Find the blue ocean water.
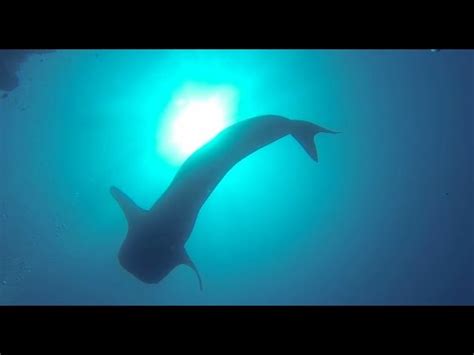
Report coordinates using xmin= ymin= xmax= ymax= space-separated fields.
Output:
xmin=0 ymin=49 xmax=472 ymax=305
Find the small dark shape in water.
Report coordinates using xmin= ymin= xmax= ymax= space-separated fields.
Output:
xmin=1 ymin=92 xmax=7 ymax=99
xmin=111 ymin=115 xmax=340 ymax=290
xmin=0 ymin=50 xmax=55 ymax=91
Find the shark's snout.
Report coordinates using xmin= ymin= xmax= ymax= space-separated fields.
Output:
xmin=118 ymin=232 xmax=186 ymax=286
xmin=119 ymin=251 xmax=177 ymax=284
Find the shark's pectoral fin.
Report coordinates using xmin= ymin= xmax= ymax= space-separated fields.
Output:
xmin=182 ymin=250 xmax=203 ymax=291
xmin=110 ymin=186 xmax=146 ymax=227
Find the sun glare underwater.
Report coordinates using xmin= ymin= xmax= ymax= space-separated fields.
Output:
xmin=158 ymin=83 xmax=238 ymax=164
xmin=0 ymin=49 xmax=473 ymax=305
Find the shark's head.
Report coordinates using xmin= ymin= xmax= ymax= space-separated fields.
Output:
xmin=110 ymin=186 xmax=203 ymax=290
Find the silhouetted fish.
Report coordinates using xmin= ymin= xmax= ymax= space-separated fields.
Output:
xmin=111 ymin=115 xmax=339 ymax=290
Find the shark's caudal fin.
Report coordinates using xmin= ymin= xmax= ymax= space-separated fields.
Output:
xmin=292 ymin=120 xmax=340 ymax=162
xmin=110 ymin=186 xmax=146 ymax=227
xmin=182 ymin=250 xmax=203 ymax=291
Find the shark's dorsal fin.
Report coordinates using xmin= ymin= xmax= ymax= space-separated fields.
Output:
xmin=182 ymin=250 xmax=203 ymax=291
xmin=110 ymin=186 xmax=146 ymax=227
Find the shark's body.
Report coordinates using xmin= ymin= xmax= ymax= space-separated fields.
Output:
xmin=111 ymin=115 xmax=338 ymax=289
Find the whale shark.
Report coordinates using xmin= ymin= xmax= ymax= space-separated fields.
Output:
xmin=111 ymin=114 xmax=338 ymax=290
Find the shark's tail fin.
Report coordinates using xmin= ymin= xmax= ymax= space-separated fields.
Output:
xmin=292 ymin=120 xmax=340 ymax=162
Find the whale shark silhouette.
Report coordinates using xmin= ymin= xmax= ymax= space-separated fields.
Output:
xmin=111 ymin=115 xmax=338 ymax=290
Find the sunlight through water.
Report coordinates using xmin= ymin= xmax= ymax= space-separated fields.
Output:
xmin=157 ymin=83 xmax=238 ymax=165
